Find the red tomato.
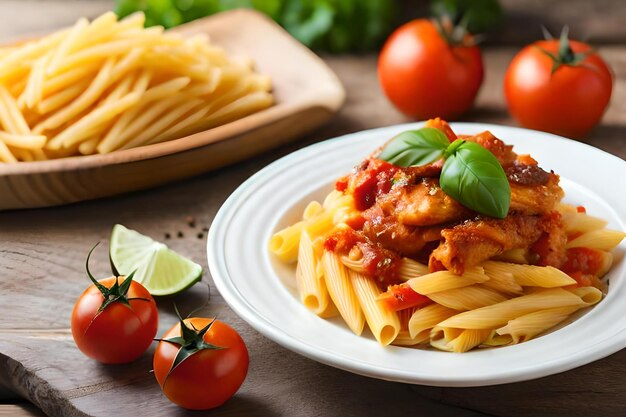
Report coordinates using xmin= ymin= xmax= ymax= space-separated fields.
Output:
xmin=153 ymin=318 xmax=249 ymax=410
xmin=378 ymin=283 xmax=432 ymax=311
xmin=378 ymin=19 xmax=484 ymax=120
xmin=71 ymin=276 xmax=158 ymax=364
xmin=504 ymin=38 xmax=613 ymax=138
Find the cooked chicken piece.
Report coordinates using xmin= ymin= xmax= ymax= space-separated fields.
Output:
xmin=464 ymin=130 xmax=517 ymax=167
xmin=361 ymin=205 xmax=443 ymax=256
xmin=377 ymin=178 xmax=472 ymax=226
xmin=429 ymin=212 xmax=565 ymax=275
xmin=510 ymin=172 xmax=564 ymax=214
xmin=372 ymin=169 xmax=562 ymax=227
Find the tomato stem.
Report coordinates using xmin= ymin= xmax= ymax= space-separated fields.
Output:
xmin=155 ymin=304 xmax=225 ymax=386
xmin=432 ymin=16 xmax=477 ymax=47
xmin=84 ymin=243 xmax=147 ymax=313
xmin=536 ymin=26 xmax=593 ymax=74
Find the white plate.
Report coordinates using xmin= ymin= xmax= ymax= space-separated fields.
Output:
xmin=207 ymin=122 xmax=626 ymax=387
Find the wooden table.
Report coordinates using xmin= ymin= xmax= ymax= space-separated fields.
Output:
xmin=1 ymin=2 xmax=625 ymax=417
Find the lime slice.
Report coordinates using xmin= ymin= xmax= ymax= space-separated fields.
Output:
xmin=109 ymin=224 xmax=202 ymax=296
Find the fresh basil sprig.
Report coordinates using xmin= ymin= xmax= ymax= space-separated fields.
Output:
xmin=378 ymin=128 xmax=511 ymax=218
xmin=378 ymin=128 xmax=450 ymax=167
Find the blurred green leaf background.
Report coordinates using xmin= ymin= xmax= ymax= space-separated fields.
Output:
xmin=115 ymin=0 xmax=396 ymax=53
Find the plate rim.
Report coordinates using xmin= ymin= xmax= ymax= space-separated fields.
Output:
xmin=207 ymin=121 xmax=626 ymax=387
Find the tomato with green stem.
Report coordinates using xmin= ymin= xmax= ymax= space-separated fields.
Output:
xmin=71 ymin=243 xmax=158 ymax=364
xmin=504 ymin=27 xmax=613 ymax=138
xmin=153 ymin=310 xmax=249 ymax=410
xmin=378 ymin=18 xmax=484 ymax=120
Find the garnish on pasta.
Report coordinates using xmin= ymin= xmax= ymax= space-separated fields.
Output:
xmin=269 ymin=118 xmax=625 ymax=352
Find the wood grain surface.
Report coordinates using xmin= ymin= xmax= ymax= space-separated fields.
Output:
xmin=1 ymin=2 xmax=626 ymax=417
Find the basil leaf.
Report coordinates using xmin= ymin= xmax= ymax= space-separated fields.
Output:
xmin=378 ymin=128 xmax=450 ymax=167
xmin=440 ymin=141 xmax=511 ymax=218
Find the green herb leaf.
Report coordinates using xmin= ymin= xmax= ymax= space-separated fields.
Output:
xmin=114 ymin=0 xmax=395 ymax=53
xmin=378 ymin=128 xmax=450 ymax=167
xmin=440 ymin=141 xmax=510 ymax=218
xmin=431 ymin=0 xmax=502 ymax=35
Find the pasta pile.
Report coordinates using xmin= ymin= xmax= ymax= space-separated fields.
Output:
xmin=0 ymin=12 xmax=272 ymax=163
xmin=270 ymin=191 xmax=626 ymax=353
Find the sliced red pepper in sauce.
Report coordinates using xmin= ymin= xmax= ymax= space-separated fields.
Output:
xmin=378 ymin=283 xmax=432 ymax=312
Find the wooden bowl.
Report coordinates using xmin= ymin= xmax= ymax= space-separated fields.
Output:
xmin=0 ymin=9 xmax=345 ymax=210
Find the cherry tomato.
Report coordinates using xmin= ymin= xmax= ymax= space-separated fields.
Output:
xmin=504 ymin=37 xmax=613 ymax=138
xmin=153 ymin=318 xmax=249 ymax=410
xmin=71 ymin=276 xmax=158 ymax=364
xmin=378 ymin=19 xmax=484 ymax=120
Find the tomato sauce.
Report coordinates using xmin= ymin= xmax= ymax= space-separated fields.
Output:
xmin=346 ymin=159 xmax=398 ymax=211
xmin=561 ymin=247 xmax=606 ymax=276
xmin=324 ymin=229 xmax=401 ymax=289
xmin=529 ymin=233 xmax=552 ymax=266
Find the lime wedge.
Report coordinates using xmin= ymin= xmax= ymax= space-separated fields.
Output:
xmin=109 ymin=224 xmax=202 ymax=296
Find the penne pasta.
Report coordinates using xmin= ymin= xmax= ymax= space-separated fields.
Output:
xmin=483 ymin=261 xmax=576 ymax=288
xmin=321 ymin=252 xmax=364 ymax=336
xmin=496 ymin=306 xmax=580 ymax=343
xmin=295 ymin=232 xmax=330 ymax=315
xmin=562 ymin=212 xmax=608 ymax=233
xmin=270 ymin=120 xmax=623 ymax=352
xmin=392 ymin=330 xmax=425 ymax=346
xmin=348 ymin=269 xmax=400 ymax=345
xmin=427 ymin=285 xmax=508 ymax=311
xmin=269 ymin=205 xmax=344 ymax=263
xmin=408 ymin=304 xmax=458 ymax=340
xmin=494 ymin=248 xmax=529 ymax=264
xmin=303 ymin=201 xmax=323 ymax=220
xmin=438 ymin=288 xmax=586 ymax=330
xmin=567 ymin=286 xmax=603 ymax=304
xmin=566 ymin=229 xmax=626 ymax=251
xmin=431 ymin=328 xmax=492 ymax=353
xmin=397 ymin=258 xmax=430 ymax=280
xmin=480 ymin=271 xmax=523 ymax=295
xmin=406 ymin=267 xmax=488 ymax=295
